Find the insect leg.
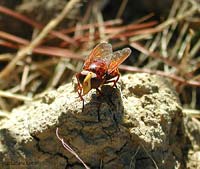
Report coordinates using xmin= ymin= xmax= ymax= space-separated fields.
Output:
xmin=105 ymin=74 xmax=120 ymax=88
xmin=112 ymin=74 xmax=120 ymax=88
xmin=96 ymin=88 xmax=103 ymax=96
xmin=76 ymin=74 xmax=85 ymax=111
xmin=77 ymin=83 xmax=85 ymax=110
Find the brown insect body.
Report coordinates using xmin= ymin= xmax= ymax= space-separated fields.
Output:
xmin=76 ymin=42 xmax=131 ymax=106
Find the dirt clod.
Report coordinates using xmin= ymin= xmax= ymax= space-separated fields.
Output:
xmin=0 ymin=73 xmax=184 ymax=169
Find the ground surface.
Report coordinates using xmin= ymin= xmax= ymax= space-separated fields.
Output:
xmin=0 ymin=73 xmax=186 ymax=169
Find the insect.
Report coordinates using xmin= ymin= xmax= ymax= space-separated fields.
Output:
xmin=76 ymin=42 xmax=131 ymax=108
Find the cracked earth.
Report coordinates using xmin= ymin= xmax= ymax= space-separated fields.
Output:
xmin=0 ymin=73 xmax=185 ymax=168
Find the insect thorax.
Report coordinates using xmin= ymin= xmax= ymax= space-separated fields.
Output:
xmin=87 ymin=60 xmax=108 ymax=77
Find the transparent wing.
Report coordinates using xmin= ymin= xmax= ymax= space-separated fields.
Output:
xmin=83 ymin=43 xmax=113 ymax=69
xmin=108 ymin=48 xmax=131 ymax=74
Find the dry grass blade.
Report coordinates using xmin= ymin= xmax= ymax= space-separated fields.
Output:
xmin=183 ymin=109 xmax=200 ymax=118
xmin=56 ymin=128 xmax=90 ymax=169
xmin=0 ymin=54 xmax=13 ymax=61
xmin=0 ymin=31 xmax=29 ymax=45
xmin=0 ymin=90 xmax=32 ymax=101
xmin=140 ymin=144 xmax=158 ymax=169
xmin=116 ymin=0 xmax=128 ymax=19
xmin=60 ymin=19 xmax=122 ymax=34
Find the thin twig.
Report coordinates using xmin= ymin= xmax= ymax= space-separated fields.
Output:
xmin=116 ymin=0 xmax=128 ymax=19
xmin=140 ymin=143 xmax=158 ymax=169
xmin=190 ymin=38 xmax=200 ymax=58
xmin=183 ymin=108 xmax=200 ymax=118
xmin=21 ymin=64 xmax=30 ymax=91
xmin=133 ymin=13 xmax=155 ymax=24
xmin=60 ymin=19 xmax=122 ymax=34
xmin=0 ymin=90 xmax=32 ymax=101
xmin=0 ymin=54 xmax=13 ymax=61
xmin=56 ymin=128 xmax=90 ymax=169
xmin=93 ymin=2 xmax=106 ymax=41
xmin=129 ymin=146 xmax=140 ymax=169
xmin=0 ymin=31 xmax=29 ymax=45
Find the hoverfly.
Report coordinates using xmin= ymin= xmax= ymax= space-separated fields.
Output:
xmin=76 ymin=42 xmax=131 ymax=108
